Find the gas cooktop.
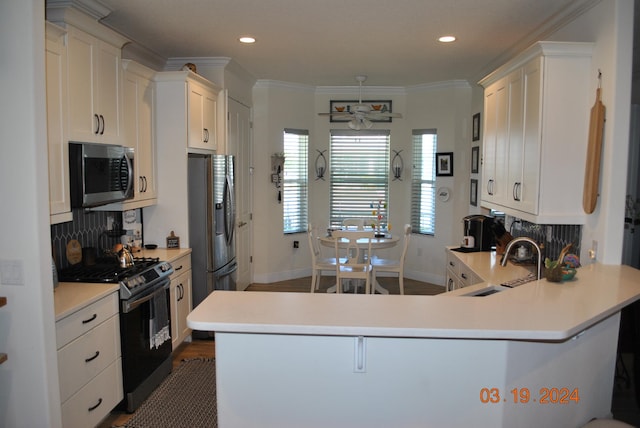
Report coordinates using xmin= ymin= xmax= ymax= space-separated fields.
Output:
xmin=58 ymin=257 xmax=174 ymax=300
xmin=58 ymin=257 xmax=161 ymax=283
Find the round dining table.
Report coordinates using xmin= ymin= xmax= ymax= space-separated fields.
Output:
xmin=318 ymin=232 xmax=400 ymax=294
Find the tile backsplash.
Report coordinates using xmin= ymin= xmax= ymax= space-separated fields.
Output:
xmin=50 ymin=209 xmax=123 ymax=269
xmin=505 ymin=216 xmax=582 ymax=261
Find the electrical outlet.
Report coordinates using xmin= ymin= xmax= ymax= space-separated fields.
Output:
xmin=293 ymin=240 xmax=299 ymax=249
xmin=589 ymin=240 xmax=598 ymax=260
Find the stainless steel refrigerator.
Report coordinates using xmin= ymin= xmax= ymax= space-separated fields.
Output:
xmin=188 ymin=153 xmax=237 ymax=313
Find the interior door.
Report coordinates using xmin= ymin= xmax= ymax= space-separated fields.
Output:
xmin=228 ymin=98 xmax=252 ymax=290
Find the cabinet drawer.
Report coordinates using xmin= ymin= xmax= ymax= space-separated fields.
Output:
xmin=458 ymin=265 xmax=480 ymax=288
xmin=58 ymin=314 xmax=120 ymax=402
xmin=56 ymin=292 xmax=119 ymax=348
xmin=446 ymin=253 xmax=460 ymax=276
xmin=61 ymin=358 xmax=123 ymax=428
xmin=171 ymin=253 xmax=192 ymax=275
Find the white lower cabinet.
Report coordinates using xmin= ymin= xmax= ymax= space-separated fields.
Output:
xmin=445 ymin=250 xmax=481 ymax=292
xmin=170 ymin=253 xmax=193 ymax=350
xmin=56 ymin=292 xmax=122 ymax=428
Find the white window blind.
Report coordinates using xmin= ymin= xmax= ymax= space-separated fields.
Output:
xmin=329 ymin=130 xmax=390 ymax=228
xmin=283 ymin=129 xmax=308 ymax=234
xmin=411 ymin=129 xmax=437 ymax=235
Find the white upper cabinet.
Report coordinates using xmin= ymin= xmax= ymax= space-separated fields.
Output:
xmin=46 ymin=22 xmax=72 ymax=224
xmin=121 ymin=60 xmax=157 ymax=207
xmin=481 ymin=74 xmax=509 ymax=207
xmin=479 ymin=42 xmax=593 ymax=224
xmin=66 ymin=26 xmax=123 ymax=144
xmin=188 ymin=79 xmax=218 ymax=151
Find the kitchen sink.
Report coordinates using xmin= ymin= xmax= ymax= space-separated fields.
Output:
xmin=461 ymin=285 xmax=510 ymax=297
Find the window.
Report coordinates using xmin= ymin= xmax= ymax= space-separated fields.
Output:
xmin=283 ymin=129 xmax=308 ymax=234
xmin=329 ymin=130 xmax=390 ymax=228
xmin=411 ymin=129 xmax=437 ymax=235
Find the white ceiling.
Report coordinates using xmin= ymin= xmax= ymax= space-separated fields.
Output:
xmin=98 ymin=0 xmax=598 ymax=87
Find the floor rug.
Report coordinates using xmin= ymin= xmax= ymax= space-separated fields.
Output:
xmin=123 ymin=358 xmax=217 ymax=428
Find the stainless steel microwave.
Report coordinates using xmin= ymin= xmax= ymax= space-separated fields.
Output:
xmin=69 ymin=142 xmax=134 ymax=208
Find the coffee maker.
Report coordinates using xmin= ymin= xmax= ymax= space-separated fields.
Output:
xmin=462 ymin=215 xmax=495 ymax=252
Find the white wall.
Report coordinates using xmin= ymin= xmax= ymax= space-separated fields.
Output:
xmin=252 ymin=81 xmax=316 ymax=283
xmin=252 ymin=80 xmax=474 ymax=285
xmin=0 ymin=1 xmax=62 ymax=427
xmin=549 ymin=0 xmax=634 ymax=264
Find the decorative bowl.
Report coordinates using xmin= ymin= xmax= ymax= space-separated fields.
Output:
xmin=544 ymin=261 xmax=576 ymax=282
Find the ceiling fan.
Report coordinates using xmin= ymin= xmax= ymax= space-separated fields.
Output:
xmin=318 ymin=75 xmax=402 ymax=130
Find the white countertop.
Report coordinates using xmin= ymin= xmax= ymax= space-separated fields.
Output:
xmin=188 ymin=251 xmax=640 ymax=341
xmin=54 ymin=247 xmax=191 ymax=321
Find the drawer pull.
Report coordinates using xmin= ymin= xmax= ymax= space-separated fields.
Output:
xmin=449 ymin=261 xmax=454 ymax=267
xmin=85 ymin=351 xmax=100 ymax=363
xmin=175 ymin=265 xmax=183 ymax=271
xmin=461 ymin=273 xmax=467 ymax=279
xmin=82 ymin=313 xmax=97 ymax=324
xmin=88 ymin=398 xmax=103 ymax=412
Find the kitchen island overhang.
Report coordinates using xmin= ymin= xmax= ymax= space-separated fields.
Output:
xmin=187 ymin=263 xmax=640 ymax=427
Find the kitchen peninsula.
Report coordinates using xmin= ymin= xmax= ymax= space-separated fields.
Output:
xmin=188 ymin=260 xmax=640 ymax=427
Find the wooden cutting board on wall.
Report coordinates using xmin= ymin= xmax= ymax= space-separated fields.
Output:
xmin=583 ymin=87 xmax=606 ymax=214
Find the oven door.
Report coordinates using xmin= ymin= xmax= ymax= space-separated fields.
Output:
xmin=120 ymin=280 xmax=172 ymax=412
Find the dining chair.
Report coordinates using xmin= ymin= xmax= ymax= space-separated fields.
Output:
xmin=332 ymin=230 xmax=374 ymax=294
xmin=308 ymin=224 xmax=342 ymax=293
xmin=342 ymin=218 xmax=365 ymax=230
xmin=371 ymin=224 xmax=411 ymax=294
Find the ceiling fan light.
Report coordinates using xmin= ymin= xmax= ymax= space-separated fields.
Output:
xmin=363 ymin=118 xmax=373 ymax=129
xmin=348 ymin=119 xmax=361 ymax=131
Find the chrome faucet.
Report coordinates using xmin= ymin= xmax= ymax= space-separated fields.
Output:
xmin=500 ymin=236 xmax=542 ymax=280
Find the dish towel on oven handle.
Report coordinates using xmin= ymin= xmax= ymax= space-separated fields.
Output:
xmin=149 ymin=290 xmax=170 ymax=350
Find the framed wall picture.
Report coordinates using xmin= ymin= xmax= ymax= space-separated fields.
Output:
xmin=436 ymin=152 xmax=454 ymax=176
xmin=472 ymin=112 xmax=481 ymax=141
xmin=471 ymin=146 xmax=479 ymax=174
xmin=329 ymin=100 xmax=393 ymax=122
xmin=470 ymin=179 xmax=478 ymax=206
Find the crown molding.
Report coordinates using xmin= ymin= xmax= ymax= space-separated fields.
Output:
xmin=315 ymin=86 xmax=406 ymax=96
xmin=254 ymin=80 xmax=315 ymax=92
xmin=473 ymin=0 xmax=601 ymax=83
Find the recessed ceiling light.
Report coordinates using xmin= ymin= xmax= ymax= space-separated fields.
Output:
xmin=239 ymin=36 xmax=256 ymax=44
xmin=438 ymin=35 xmax=457 ymax=43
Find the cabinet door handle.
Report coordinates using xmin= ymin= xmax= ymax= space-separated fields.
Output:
xmin=143 ymin=176 xmax=148 ymax=192
xmin=94 ymin=114 xmax=100 ymax=134
xmin=99 ymin=115 xmax=105 ymax=135
xmin=82 ymin=313 xmax=97 ymax=324
xmin=513 ymin=182 xmax=521 ymax=201
xmin=85 ymin=350 xmax=100 ymax=363
xmin=487 ymin=179 xmax=494 ymax=196
xmin=203 ymin=128 xmax=209 ymax=143
xmin=88 ymin=398 xmax=103 ymax=412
